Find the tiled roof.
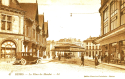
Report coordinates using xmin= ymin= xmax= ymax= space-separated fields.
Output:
xmin=83 ymin=37 xmax=97 ymax=42
xmin=0 ymin=0 xmax=24 ymax=11
xmin=9 ymin=0 xmax=23 ymax=10
xmin=19 ymin=3 xmax=38 ymax=21
xmin=38 ymin=14 xmax=44 ymax=28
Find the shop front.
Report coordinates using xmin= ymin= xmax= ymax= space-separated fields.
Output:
xmin=1 ymin=41 xmax=16 ymax=62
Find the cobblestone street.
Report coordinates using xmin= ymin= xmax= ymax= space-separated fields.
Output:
xmin=0 ymin=59 xmax=125 ymax=79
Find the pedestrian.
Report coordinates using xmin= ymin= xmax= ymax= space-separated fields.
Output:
xmin=58 ymin=54 xmax=61 ymax=61
xmin=81 ymin=54 xmax=84 ymax=66
xmin=95 ymin=54 xmax=99 ymax=68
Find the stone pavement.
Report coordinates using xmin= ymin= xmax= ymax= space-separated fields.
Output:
xmin=52 ymin=57 xmax=125 ymax=70
xmin=84 ymin=57 xmax=125 ymax=70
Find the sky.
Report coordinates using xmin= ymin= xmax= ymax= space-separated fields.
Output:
xmin=18 ymin=0 xmax=101 ymax=41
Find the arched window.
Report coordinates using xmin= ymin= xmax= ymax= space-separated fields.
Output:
xmin=1 ymin=41 xmax=16 ymax=59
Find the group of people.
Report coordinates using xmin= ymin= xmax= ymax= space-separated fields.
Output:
xmin=81 ymin=53 xmax=99 ymax=68
xmin=57 ymin=53 xmax=99 ymax=68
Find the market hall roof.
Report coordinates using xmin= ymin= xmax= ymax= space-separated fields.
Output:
xmin=51 ymin=43 xmax=85 ymax=52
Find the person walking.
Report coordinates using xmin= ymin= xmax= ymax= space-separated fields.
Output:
xmin=58 ymin=54 xmax=61 ymax=61
xmin=81 ymin=54 xmax=84 ymax=66
xmin=95 ymin=54 xmax=99 ymax=68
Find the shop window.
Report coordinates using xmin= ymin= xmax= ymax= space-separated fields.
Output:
xmin=1 ymin=41 xmax=16 ymax=59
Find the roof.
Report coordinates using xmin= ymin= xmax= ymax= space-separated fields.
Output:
xmin=0 ymin=0 xmax=24 ymax=11
xmin=19 ymin=3 xmax=38 ymax=21
xmin=83 ymin=36 xmax=97 ymax=42
xmin=55 ymin=43 xmax=84 ymax=48
xmin=38 ymin=14 xmax=44 ymax=29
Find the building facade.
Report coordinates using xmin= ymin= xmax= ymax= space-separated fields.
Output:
xmin=0 ymin=0 xmax=25 ymax=62
xmin=95 ymin=0 xmax=125 ymax=63
xmin=0 ymin=0 xmax=48 ymax=62
xmin=83 ymin=37 xmax=101 ymax=59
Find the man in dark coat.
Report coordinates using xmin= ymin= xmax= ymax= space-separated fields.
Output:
xmin=81 ymin=54 xmax=84 ymax=66
xmin=95 ymin=54 xmax=99 ymax=68
xmin=58 ymin=54 xmax=61 ymax=61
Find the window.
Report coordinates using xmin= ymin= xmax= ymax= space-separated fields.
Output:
xmin=99 ymin=46 xmax=101 ymax=49
xmin=110 ymin=1 xmax=118 ymax=30
xmin=1 ymin=14 xmax=12 ymax=31
xmin=92 ymin=46 xmax=94 ymax=50
xmin=86 ymin=46 xmax=88 ymax=50
xmin=121 ymin=0 xmax=125 ymax=25
xmin=111 ymin=1 xmax=117 ymax=17
xmin=121 ymin=0 xmax=125 ymax=9
xmin=111 ymin=16 xmax=117 ymax=30
xmin=103 ymin=8 xmax=108 ymax=34
xmin=96 ymin=46 xmax=98 ymax=49
xmin=89 ymin=46 xmax=91 ymax=50
xmin=86 ymin=42 xmax=88 ymax=45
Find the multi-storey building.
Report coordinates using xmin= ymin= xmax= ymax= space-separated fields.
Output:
xmin=0 ymin=0 xmax=48 ymax=62
xmin=94 ymin=0 xmax=125 ymax=63
xmin=0 ymin=0 xmax=25 ymax=62
xmin=83 ymin=36 xmax=101 ymax=59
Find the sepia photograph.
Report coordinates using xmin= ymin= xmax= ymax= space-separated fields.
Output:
xmin=0 ymin=0 xmax=125 ymax=79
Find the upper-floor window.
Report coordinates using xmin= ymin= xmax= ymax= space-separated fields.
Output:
xmin=92 ymin=46 xmax=94 ymax=50
xmin=121 ymin=0 xmax=125 ymax=25
xmin=1 ymin=14 xmax=12 ymax=31
xmin=110 ymin=1 xmax=118 ymax=30
xmin=89 ymin=46 xmax=91 ymax=50
xmin=111 ymin=0 xmax=117 ymax=17
xmin=103 ymin=8 xmax=108 ymax=34
xmin=1 ymin=0 xmax=9 ymax=6
xmin=86 ymin=42 xmax=88 ymax=45
xmin=121 ymin=0 xmax=125 ymax=9
xmin=86 ymin=46 xmax=88 ymax=50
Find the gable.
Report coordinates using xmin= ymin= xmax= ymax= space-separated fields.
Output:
xmin=19 ymin=3 xmax=38 ymax=21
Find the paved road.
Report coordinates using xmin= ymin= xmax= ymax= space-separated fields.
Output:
xmin=0 ymin=60 xmax=125 ymax=79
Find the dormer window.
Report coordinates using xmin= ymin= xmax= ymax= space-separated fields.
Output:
xmin=2 ymin=0 xmax=10 ymax=6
